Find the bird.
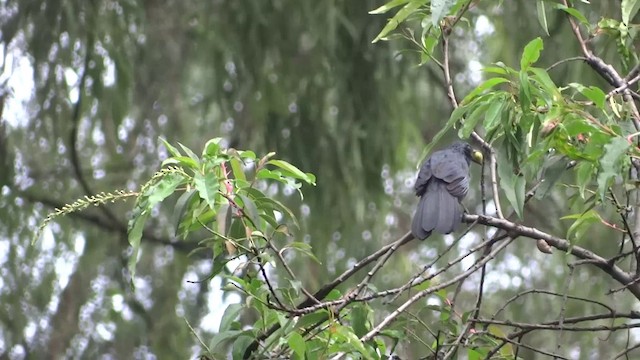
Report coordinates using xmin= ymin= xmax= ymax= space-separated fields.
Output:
xmin=411 ymin=142 xmax=483 ymax=240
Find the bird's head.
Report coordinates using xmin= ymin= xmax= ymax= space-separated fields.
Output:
xmin=453 ymin=142 xmax=484 ymax=165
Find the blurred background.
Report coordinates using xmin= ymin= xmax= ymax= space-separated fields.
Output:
xmin=0 ymin=1 xmax=631 ymax=358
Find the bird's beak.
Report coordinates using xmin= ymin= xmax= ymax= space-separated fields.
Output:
xmin=471 ymin=150 xmax=484 ymax=164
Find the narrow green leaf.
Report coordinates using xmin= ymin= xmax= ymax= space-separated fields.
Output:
xmin=513 ymin=175 xmax=526 ymax=219
xmin=283 ymin=242 xmax=321 ymax=264
xmin=498 ymin=158 xmax=526 ymax=219
xmin=459 ymin=102 xmax=489 ymax=138
xmin=336 ymin=325 xmax=372 ymax=359
xmin=268 ymin=160 xmax=316 ymax=185
xmin=127 ymin=211 xmax=149 ymax=287
xmin=530 ymin=67 xmax=560 ymax=99
xmin=178 ymin=142 xmax=200 ymax=163
xmin=230 ymin=158 xmax=247 ymax=182
xmin=555 ymin=5 xmax=590 ymax=26
xmin=519 ymin=70 xmax=531 ymax=113
xmin=461 ymin=77 xmax=509 ymax=105
xmin=484 ymin=98 xmax=504 ymax=132
xmin=536 ymin=0 xmax=550 ymax=35
xmin=482 ymin=63 xmax=517 ymax=76
xmin=597 ymin=137 xmax=630 ymax=201
xmin=162 ymin=156 xmax=199 ymax=169
xmin=238 ymin=194 xmax=260 ymax=229
xmin=173 ymin=189 xmax=197 ymax=236
xmin=576 ymin=161 xmax=595 ymax=198
xmin=217 ymin=203 xmax=233 ymax=236
xmin=561 ymin=209 xmax=601 ymax=241
xmin=520 ymin=37 xmax=543 ymax=70
xmin=369 ymin=0 xmax=411 ymax=14
xmin=372 ymin=1 xmax=423 ymax=43
xmin=159 ymin=137 xmax=181 ymax=157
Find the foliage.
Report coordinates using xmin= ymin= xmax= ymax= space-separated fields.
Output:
xmin=7 ymin=0 xmax=640 ymax=359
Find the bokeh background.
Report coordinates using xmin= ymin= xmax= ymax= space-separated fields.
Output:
xmin=0 ymin=1 xmax=632 ymax=358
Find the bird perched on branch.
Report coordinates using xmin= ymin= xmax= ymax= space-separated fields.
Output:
xmin=411 ymin=142 xmax=483 ymax=240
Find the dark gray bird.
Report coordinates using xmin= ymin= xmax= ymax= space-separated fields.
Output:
xmin=411 ymin=142 xmax=483 ymax=240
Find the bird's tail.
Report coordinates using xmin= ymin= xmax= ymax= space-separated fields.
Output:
xmin=411 ymin=181 xmax=461 ymax=240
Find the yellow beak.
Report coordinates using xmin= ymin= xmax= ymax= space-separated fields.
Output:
xmin=471 ymin=150 xmax=484 ymax=165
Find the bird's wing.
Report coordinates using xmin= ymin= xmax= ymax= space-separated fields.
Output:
xmin=431 ymin=151 xmax=470 ymax=199
xmin=414 ymin=157 xmax=432 ymax=196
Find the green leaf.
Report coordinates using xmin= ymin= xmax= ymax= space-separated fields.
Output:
xmin=459 ymin=102 xmax=489 ymax=138
xmin=230 ymin=157 xmax=247 ymax=182
xmin=325 ymin=289 xmax=342 ymax=301
xmin=369 ymin=0 xmax=411 ymax=14
xmin=203 ymin=137 xmax=223 ymax=157
xmin=268 ymin=160 xmax=316 ymax=185
xmin=568 ymin=83 xmax=606 ymax=109
xmin=431 ymin=0 xmax=456 ymax=27
xmin=193 ymin=171 xmax=220 ymax=209
xmin=173 ymin=189 xmax=197 ymax=237
xmin=468 ymin=348 xmax=482 ymax=360
xmin=622 ymin=0 xmax=640 ymax=25
xmin=576 ymin=161 xmax=596 ymax=198
xmin=127 ymin=211 xmax=149 ymax=287
xmin=555 ymin=5 xmax=590 ymax=26
xmin=220 ymin=303 xmax=244 ymax=332
xmin=498 ymin=159 xmax=526 ymax=219
xmin=178 ymin=142 xmax=200 ymax=163
xmin=232 ymin=335 xmax=255 ymax=360
xmin=536 ymin=0 xmax=550 ymax=35
xmin=162 ymin=156 xmax=199 ymax=169
xmin=334 ymin=324 xmax=373 ymax=359
xmin=535 ymin=157 xmax=567 ymax=199
xmin=597 ymin=137 xmax=630 ymax=201
xmin=530 ymin=67 xmax=560 ymax=99
xmin=461 ymin=78 xmax=509 ymax=105
xmin=519 ymin=70 xmax=532 ymax=113
xmin=159 ymin=137 xmax=181 ymax=157
xmin=351 ymin=304 xmax=370 ymax=338
xmin=217 ymin=203 xmax=233 ymax=236
xmin=238 ymin=150 xmax=256 ymax=160
xmin=520 ymin=37 xmax=543 ymax=70
xmin=421 ymin=27 xmax=441 ymax=58
xmin=561 ymin=209 xmax=602 ymax=241
xmin=295 ymin=311 xmax=329 ymax=330
xmin=372 ymin=1 xmax=424 ymax=43
xmin=288 ymin=332 xmax=306 ymax=359
xmin=484 ymin=98 xmax=505 ymax=132
xmin=282 ymin=242 xmax=321 ymax=263
xmin=238 ymin=194 xmax=260 ymax=229
xmin=208 ymin=330 xmax=244 ymax=350
xmin=147 ymin=172 xmax=184 ymax=205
